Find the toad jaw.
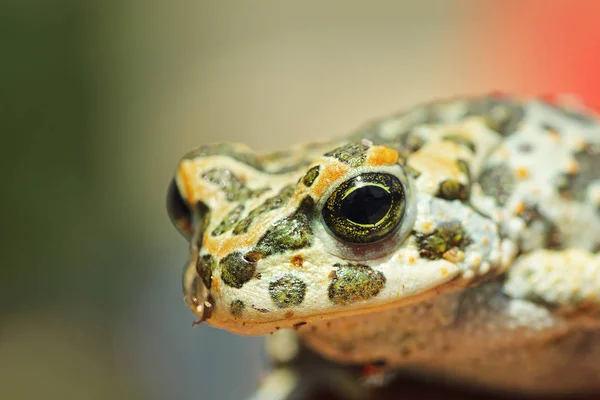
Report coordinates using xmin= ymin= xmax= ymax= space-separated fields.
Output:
xmin=172 ymin=142 xmax=514 ymax=335
xmin=181 ymin=191 xmax=512 ymax=336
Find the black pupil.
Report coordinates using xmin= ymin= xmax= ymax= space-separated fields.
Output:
xmin=341 ymin=185 xmax=392 ymax=225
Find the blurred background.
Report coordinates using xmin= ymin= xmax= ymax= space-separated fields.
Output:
xmin=2 ymin=1 xmax=600 ymax=399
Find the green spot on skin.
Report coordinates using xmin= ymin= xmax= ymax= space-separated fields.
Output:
xmin=230 ymin=300 xmax=245 ymax=317
xmin=254 ymin=197 xmax=314 ymax=256
xmin=396 ymin=131 xmax=426 ymax=160
xmin=220 ymin=251 xmax=257 ymax=288
xmin=196 ymin=254 xmax=216 ymax=288
xmin=436 ymin=179 xmax=469 ymax=201
xmin=324 ymin=142 xmax=369 ymax=167
xmin=302 ymin=165 xmax=320 ymax=187
xmin=517 ymin=204 xmax=561 ymax=249
xmin=233 ymin=185 xmax=295 ymax=235
xmin=202 ymin=169 xmax=270 ymax=203
xmin=269 ymin=274 xmax=307 ymax=308
xmin=556 ymin=145 xmax=600 ymax=201
xmin=212 ymin=205 xmax=245 ymax=236
xmin=415 ymin=221 xmax=472 ymax=260
xmin=328 ymin=264 xmax=386 ymax=305
xmin=466 ymin=97 xmax=524 ymax=136
xmin=202 ymin=168 xmax=253 ymax=202
xmin=479 ymin=163 xmax=515 ymax=206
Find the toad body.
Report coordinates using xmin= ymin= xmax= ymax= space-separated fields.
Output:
xmin=167 ymin=95 xmax=600 ymax=396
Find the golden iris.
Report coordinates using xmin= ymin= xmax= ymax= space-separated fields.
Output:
xmin=322 ymin=173 xmax=406 ymax=244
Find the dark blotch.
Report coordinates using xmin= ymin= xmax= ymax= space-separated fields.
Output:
xmin=220 ymin=251 xmax=257 ymax=288
xmin=324 ymin=142 xmax=369 ymax=167
xmin=479 ymin=163 xmax=515 ymax=206
xmin=396 ymin=131 xmax=427 ymax=160
xmin=518 ymin=204 xmax=561 ymax=249
xmin=254 ymin=197 xmax=315 ymax=256
xmin=556 ymin=144 xmax=600 ymax=201
xmin=541 ymin=101 xmax=596 ymax=126
xmin=466 ymin=96 xmax=525 ymax=136
xmin=328 ymin=263 xmax=386 ymax=305
xmin=269 ymin=274 xmax=307 ymax=308
xmin=415 ymin=220 xmax=472 ymax=260
xmin=212 ymin=205 xmax=245 ymax=236
xmin=202 ymin=168 xmax=253 ymax=202
xmin=437 ymin=179 xmax=470 ymax=201
xmin=302 ymin=165 xmax=321 ymax=187
xmin=233 ymin=185 xmax=295 ymax=235
xmin=230 ymin=300 xmax=245 ymax=317
xmin=196 ymin=254 xmax=216 ymax=289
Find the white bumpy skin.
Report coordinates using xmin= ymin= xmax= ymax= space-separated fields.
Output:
xmin=167 ymin=95 xmax=600 ymax=394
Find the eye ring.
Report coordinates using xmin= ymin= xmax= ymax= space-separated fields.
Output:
xmin=322 ymin=173 xmax=406 ymax=244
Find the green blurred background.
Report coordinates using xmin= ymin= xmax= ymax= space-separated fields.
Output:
xmin=2 ymin=1 xmax=599 ymax=399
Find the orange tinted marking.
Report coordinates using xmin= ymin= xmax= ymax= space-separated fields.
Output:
xmin=443 ymin=248 xmax=460 ymax=263
xmin=311 ymin=162 xmax=349 ymax=197
xmin=205 ymin=235 xmax=259 ymax=257
xmin=548 ymin=130 xmax=561 ymax=141
xmin=567 ymin=160 xmax=580 ymax=174
xmin=367 ymin=146 xmax=399 ymax=166
xmin=421 ymin=221 xmax=434 ymax=232
xmin=178 ymin=164 xmax=196 ymax=204
xmin=211 ymin=276 xmax=221 ymax=295
xmin=408 ymin=145 xmax=462 ymax=179
xmin=290 ymin=254 xmax=303 ymax=267
xmin=515 ymin=167 xmax=529 ymax=179
xmin=515 ymin=201 xmax=526 ymax=215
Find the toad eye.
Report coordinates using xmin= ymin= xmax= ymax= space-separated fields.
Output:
xmin=322 ymin=173 xmax=406 ymax=244
xmin=167 ymin=178 xmax=193 ymax=238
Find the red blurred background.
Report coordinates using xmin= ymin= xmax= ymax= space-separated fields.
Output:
xmin=482 ymin=1 xmax=600 ymax=109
